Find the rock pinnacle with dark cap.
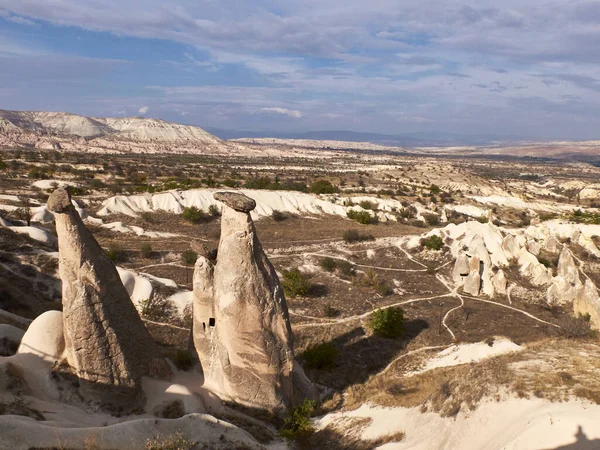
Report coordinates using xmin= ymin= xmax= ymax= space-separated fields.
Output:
xmin=213 ymin=191 xmax=256 ymax=212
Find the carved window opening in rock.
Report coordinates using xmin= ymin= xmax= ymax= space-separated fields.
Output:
xmin=209 ymin=317 xmax=215 ymax=327
xmin=479 ymin=261 xmax=485 ymax=277
xmin=203 ymin=322 xmax=206 ymax=331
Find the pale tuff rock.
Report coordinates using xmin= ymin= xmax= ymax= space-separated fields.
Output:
xmin=452 ymin=253 xmax=470 ymax=284
xmin=463 ymin=270 xmax=481 ymax=296
xmin=48 ymin=187 xmax=162 ymax=407
xmin=517 ymin=248 xmax=553 ymax=286
xmin=492 ymin=270 xmax=508 ymax=295
xmin=17 ymin=310 xmax=65 ymax=363
xmin=193 ymin=191 xmax=317 ymax=412
xmin=574 ymin=279 xmax=600 ymax=329
xmin=502 ymin=234 xmax=519 ymax=260
xmin=557 ymin=246 xmax=580 ymax=286
xmin=526 ymin=240 xmax=541 ymax=256
xmin=544 ymin=236 xmax=559 ymax=253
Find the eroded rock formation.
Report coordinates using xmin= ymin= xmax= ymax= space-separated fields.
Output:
xmin=193 ymin=191 xmax=316 ymax=412
xmin=48 ymin=188 xmax=160 ymax=407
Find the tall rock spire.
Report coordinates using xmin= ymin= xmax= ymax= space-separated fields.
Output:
xmin=193 ymin=191 xmax=316 ymax=412
xmin=48 ymin=187 xmax=159 ymax=407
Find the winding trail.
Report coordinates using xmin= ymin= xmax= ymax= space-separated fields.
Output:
xmin=293 ymin=240 xmax=559 ymax=335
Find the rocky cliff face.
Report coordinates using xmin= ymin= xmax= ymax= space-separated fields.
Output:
xmin=48 ymin=188 xmax=161 ymax=407
xmin=193 ymin=192 xmax=316 ymax=412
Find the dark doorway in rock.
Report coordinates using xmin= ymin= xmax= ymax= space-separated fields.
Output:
xmin=209 ymin=317 xmax=215 ymax=327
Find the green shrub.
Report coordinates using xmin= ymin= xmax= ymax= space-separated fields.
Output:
xmin=358 ymin=200 xmax=377 ymax=210
xmin=420 ymin=235 xmax=444 ymax=251
xmin=347 ymin=209 xmax=377 ymax=225
xmin=181 ymin=206 xmax=207 ymax=224
xmin=309 ymin=179 xmax=338 ymax=194
xmin=282 ymin=268 xmax=311 ymax=297
xmin=337 ymin=260 xmax=355 ymax=277
xmin=89 ymin=178 xmax=105 ymax=189
xmin=279 ymin=399 xmax=316 ymax=442
xmin=272 ymin=210 xmax=287 ymax=222
xmin=301 ymin=342 xmax=339 ymax=370
xmin=181 ymin=249 xmax=198 ymax=265
xmin=369 ymin=307 xmax=405 ymax=338
xmin=140 ymin=243 xmax=153 ymax=259
xmin=422 ymin=213 xmax=440 ymax=226
xmin=0 ymin=158 xmax=6 ymax=170
xmin=342 ymin=229 xmax=374 ymax=243
xmin=430 ymin=184 xmax=441 ymax=195
xmin=208 ymin=204 xmax=220 ymax=217
xmin=145 ymin=431 xmax=194 ymax=450
xmin=323 ymin=305 xmax=340 ymax=317
xmin=172 ymin=349 xmax=194 ymax=371
xmin=139 ymin=297 xmax=177 ymax=323
xmin=320 ymin=257 xmax=337 ymax=272
xmin=105 ymin=244 xmax=126 ymax=262
xmin=477 ymin=216 xmax=489 ymax=223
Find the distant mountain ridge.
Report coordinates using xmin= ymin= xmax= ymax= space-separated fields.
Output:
xmin=0 ymin=109 xmax=221 ymax=145
xmin=205 ymin=127 xmax=537 ymax=147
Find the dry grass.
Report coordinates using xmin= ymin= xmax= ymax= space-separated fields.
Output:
xmin=343 ymin=338 xmax=600 ymax=417
xmin=309 ymin=417 xmax=404 ymax=450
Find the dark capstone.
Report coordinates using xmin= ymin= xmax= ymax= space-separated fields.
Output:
xmin=47 ymin=187 xmax=73 ymax=214
xmin=213 ymin=191 xmax=256 ymax=213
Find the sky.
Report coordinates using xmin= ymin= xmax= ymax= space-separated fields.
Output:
xmin=1 ymin=1 xmax=600 ymax=139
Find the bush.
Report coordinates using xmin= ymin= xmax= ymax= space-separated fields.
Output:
xmin=422 ymin=213 xmax=440 ymax=226
xmin=369 ymin=307 xmax=405 ymax=338
xmin=358 ymin=200 xmax=377 ymax=210
xmin=477 ymin=216 xmax=489 ymax=223
xmin=89 ymin=178 xmax=105 ymax=189
xmin=0 ymin=158 xmax=5 ymax=170
xmin=208 ymin=204 xmax=220 ymax=217
xmin=140 ymin=243 xmax=154 ymax=259
xmin=105 ymin=244 xmax=126 ymax=262
xmin=145 ymin=431 xmax=194 ymax=450
xmin=282 ymin=268 xmax=311 ymax=297
xmin=301 ymin=342 xmax=339 ymax=370
xmin=347 ymin=209 xmax=377 ymax=225
xmin=430 ymin=184 xmax=441 ymax=195
xmin=337 ymin=260 xmax=356 ymax=277
xmin=342 ymin=229 xmax=374 ymax=243
xmin=279 ymin=399 xmax=316 ymax=442
xmin=181 ymin=249 xmax=198 ymax=265
xmin=172 ymin=349 xmax=194 ymax=371
xmin=557 ymin=314 xmax=597 ymax=339
xmin=421 ymin=235 xmax=444 ymax=251
xmin=309 ymin=179 xmax=338 ymax=194
xmin=181 ymin=206 xmax=207 ymax=224
xmin=139 ymin=297 xmax=177 ymax=323
xmin=320 ymin=257 xmax=337 ymax=272
xmin=272 ymin=210 xmax=287 ymax=222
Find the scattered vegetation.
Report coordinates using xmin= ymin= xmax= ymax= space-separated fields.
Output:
xmin=310 ymin=179 xmax=338 ymax=194
xmin=343 ymin=229 xmax=374 ymax=243
xmin=347 ymin=209 xmax=377 ymax=225
xmin=180 ymin=249 xmax=198 ymax=265
xmin=140 ymin=243 xmax=154 ymax=259
xmin=420 ymin=235 xmax=444 ymax=251
xmin=282 ymin=268 xmax=312 ymax=297
xmin=172 ymin=349 xmax=194 ymax=371
xmin=369 ymin=307 xmax=405 ymax=338
xmin=570 ymin=209 xmax=600 ymax=225
xmin=139 ymin=297 xmax=178 ymax=323
xmin=279 ymin=399 xmax=316 ymax=442
xmin=271 ymin=210 xmax=287 ymax=222
xmin=301 ymin=342 xmax=339 ymax=370
xmin=320 ymin=257 xmax=337 ymax=272
xmin=105 ymin=244 xmax=126 ymax=262
xmin=145 ymin=431 xmax=194 ymax=450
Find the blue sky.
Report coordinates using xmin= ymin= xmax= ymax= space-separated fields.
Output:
xmin=1 ymin=1 xmax=600 ymax=139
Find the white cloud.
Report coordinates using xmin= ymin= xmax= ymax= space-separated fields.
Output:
xmin=261 ymin=107 xmax=302 ymax=118
xmin=138 ymin=106 xmax=149 ymax=114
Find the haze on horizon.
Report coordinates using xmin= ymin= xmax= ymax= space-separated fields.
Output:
xmin=1 ymin=1 xmax=600 ymax=141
